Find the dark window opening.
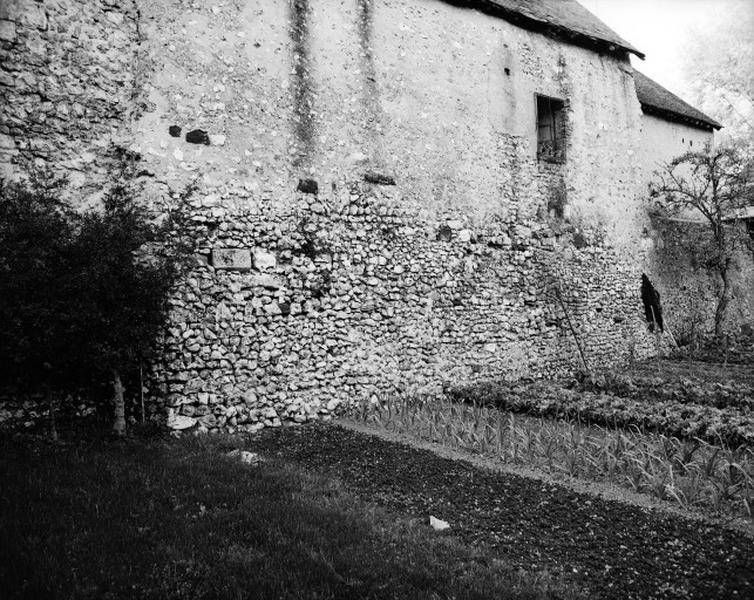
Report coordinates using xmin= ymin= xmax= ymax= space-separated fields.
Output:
xmin=536 ymin=95 xmax=566 ymax=163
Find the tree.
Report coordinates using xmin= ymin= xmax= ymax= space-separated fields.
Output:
xmin=0 ymin=174 xmax=83 ymax=438
xmin=680 ymin=5 xmax=754 ymax=148
xmin=70 ymin=186 xmax=192 ymax=435
xmin=649 ymin=146 xmax=754 ymax=339
xmin=0 ymin=177 xmax=193 ymax=436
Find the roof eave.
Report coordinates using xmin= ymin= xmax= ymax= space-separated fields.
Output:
xmin=461 ymin=0 xmax=645 ymax=59
xmin=640 ymin=103 xmax=722 ymax=131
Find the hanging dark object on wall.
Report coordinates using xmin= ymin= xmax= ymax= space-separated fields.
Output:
xmin=641 ymin=273 xmax=664 ymax=333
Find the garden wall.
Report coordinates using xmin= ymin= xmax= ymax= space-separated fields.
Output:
xmin=0 ymin=0 xmax=141 ymax=195
xmin=1 ymin=0 xmax=675 ymax=433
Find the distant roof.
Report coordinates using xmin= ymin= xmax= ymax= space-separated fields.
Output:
xmin=456 ymin=0 xmax=644 ymax=59
xmin=634 ymin=71 xmax=723 ymax=131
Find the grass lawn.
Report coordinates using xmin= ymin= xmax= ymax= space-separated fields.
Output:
xmin=0 ymin=432 xmax=580 ymax=600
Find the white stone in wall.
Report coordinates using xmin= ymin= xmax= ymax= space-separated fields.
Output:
xmin=0 ymin=134 xmax=16 ymax=149
xmin=253 ymin=248 xmax=276 ymax=271
xmin=0 ymin=20 xmax=16 ymax=42
xmin=167 ymin=412 xmax=197 ymax=430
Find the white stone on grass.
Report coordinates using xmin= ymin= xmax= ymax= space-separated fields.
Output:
xmin=429 ymin=516 xmax=450 ymax=531
xmin=226 ymin=449 xmax=263 ymax=466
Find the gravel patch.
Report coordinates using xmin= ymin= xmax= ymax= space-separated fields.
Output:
xmin=247 ymin=423 xmax=754 ymax=600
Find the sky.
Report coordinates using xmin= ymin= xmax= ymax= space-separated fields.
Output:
xmin=578 ymin=0 xmax=753 ymax=98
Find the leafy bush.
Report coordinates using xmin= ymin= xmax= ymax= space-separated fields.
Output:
xmin=0 ymin=175 xmax=192 ymax=435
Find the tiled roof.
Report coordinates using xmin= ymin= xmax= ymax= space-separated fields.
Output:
xmin=461 ymin=0 xmax=644 ymax=59
xmin=634 ymin=71 xmax=723 ymax=130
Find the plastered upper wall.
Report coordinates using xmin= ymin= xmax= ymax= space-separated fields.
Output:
xmin=135 ymin=0 xmax=645 ymax=245
xmin=638 ymin=113 xmax=714 ymax=186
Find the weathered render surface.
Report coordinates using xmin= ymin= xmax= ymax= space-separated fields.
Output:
xmin=1 ymin=0 xmax=687 ymax=432
xmin=133 ymin=0 xmax=656 ymax=431
xmin=639 ymin=114 xmax=714 ymax=181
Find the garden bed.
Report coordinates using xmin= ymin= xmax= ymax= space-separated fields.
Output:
xmin=448 ymin=380 xmax=754 ymax=448
xmin=569 ymin=372 xmax=754 ymax=412
xmin=247 ymin=423 xmax=754 ymax=600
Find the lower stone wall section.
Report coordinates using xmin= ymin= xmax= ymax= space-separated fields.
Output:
xmin=650 ymin=218 xmax=754 ymax=345
xmin=150 ymin=182 xmax=657 ymax=433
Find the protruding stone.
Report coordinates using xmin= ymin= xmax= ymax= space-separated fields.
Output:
xmin=0 ymin=134 xmax=16 ymax=149
xmin=168 ymin=125 xmax=181 ymax=137
xmin=0 ymin=19 xmax=16 ymax=42
xmin=212 ymin=248 xmax=252 ymax=271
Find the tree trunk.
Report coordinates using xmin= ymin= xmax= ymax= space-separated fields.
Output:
xmin=714 ymin=261 xmax=732 ymax=340
xmin=113 ymin=369 xmax=126 ymax=436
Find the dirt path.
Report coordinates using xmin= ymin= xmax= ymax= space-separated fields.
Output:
xmin=247 ymin=423 xmax=754 ymax=600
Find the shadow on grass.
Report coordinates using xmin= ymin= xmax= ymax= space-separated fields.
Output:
xmin=0 ymin=433 xmax=581 ymax=600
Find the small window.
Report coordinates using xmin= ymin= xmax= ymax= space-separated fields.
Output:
xmin=536 ymin=95 xmax=566 ymax=163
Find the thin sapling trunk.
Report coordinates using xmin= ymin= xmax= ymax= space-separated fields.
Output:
xmin=113 ymin=369 xmax=126 ymax=436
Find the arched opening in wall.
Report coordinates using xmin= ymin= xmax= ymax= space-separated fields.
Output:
xmin=641 ymin=273 xmax=664 ymax=333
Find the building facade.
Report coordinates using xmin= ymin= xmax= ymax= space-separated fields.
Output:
xmin=0 ymin=0 xmax=743 ymax=432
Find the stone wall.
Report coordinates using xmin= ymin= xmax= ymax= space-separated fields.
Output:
xmin=0 ymin=0 xmax=141 ymax=195
xmin=133 ymin=0 xmax=646 ymax=239
xmin=149 ymin=180 xmax=657 ymax=433
xmin=638 ymin=114 xmax=754 ymax=341
xmin=649 ymin=218 xmax=754 ymax=344
xmin=2 ymin=0 xmax=670 ymax=433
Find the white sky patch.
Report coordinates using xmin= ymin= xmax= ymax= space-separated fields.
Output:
xmin=578 ymin=0 xmax=752 ymax=97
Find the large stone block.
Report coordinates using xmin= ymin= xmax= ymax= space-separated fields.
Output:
xmin=0 ymin=0 xmax=46 ymax=29
xmin=0 ymin=19 xmax=16 ymax=41
xmin=212 ymin=248 xmax=252 ymax=271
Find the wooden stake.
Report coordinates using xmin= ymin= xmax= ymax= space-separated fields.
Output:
xmin=553 ymin=284 xmax=590 ymax=374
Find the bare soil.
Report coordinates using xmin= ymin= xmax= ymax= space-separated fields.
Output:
xmin=247 ymin=422 xmax=754 ymax=600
